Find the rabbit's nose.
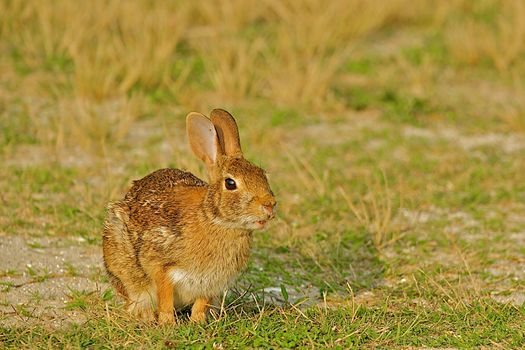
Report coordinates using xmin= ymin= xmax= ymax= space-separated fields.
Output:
xmin=262 ymin=199 xmax=277 ymax=217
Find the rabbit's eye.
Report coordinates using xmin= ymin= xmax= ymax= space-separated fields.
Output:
xmin=225 ymin=178 xmax=237 ymax=190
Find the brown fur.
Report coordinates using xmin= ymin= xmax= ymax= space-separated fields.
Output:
xmin=102 ymin=110 xmax=276 ymax=323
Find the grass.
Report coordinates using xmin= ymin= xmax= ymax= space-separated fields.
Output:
xmin=1 ymin=0 xmax=525 ymax=348
xmin=1 ymin=296 xmax=524 ymax=348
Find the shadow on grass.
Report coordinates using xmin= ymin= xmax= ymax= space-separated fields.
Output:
xmin=243 ymin=228 xmax=385 ymax=306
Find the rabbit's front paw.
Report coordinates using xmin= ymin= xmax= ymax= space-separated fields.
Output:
xmin=158 ymin=311 xmax=175 ymax=325
xmin=190 ymin=311 xmax=207 ymax=323
xmin=136 ymin=307 xmax=155 ymax=323
xmin=190 ymin=297 xmax=209 ymax=323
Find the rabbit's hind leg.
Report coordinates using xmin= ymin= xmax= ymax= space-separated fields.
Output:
xmin=105 ymin=252 xmax=157 ymax=322
xmin=106 ymin=268 xmax=128 ymax=298
xmin=103 ymin=205 xmax=156 ymax=322
xmin=125 ymin=285 xmax=156 ymax=322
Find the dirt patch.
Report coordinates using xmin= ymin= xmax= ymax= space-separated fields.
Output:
xmin=491 ymin=291 xmax=525 ymax=307
xmin=288 ymin=110 xmax=382 ymax=147
xmin=0 ymin=235 xmax=106 ymax=327
xmin=403 ymin=126 xmax=525 ymax=154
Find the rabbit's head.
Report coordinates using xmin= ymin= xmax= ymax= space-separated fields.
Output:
xmin=187 ymin=109 xmax=276 ymax=230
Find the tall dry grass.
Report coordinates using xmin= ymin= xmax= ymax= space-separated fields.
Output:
xmin=0 ymin=0 xmax=458 ymax=103
xmin=339 ymin=175 xmax=406 ymax=250
xmin=0 ymin=0 xmax=188 ymax=99
xmin=1 ymin=0 xmax=524 ymax=153
xmin=445 ymin=0 xmax=525 ymax=70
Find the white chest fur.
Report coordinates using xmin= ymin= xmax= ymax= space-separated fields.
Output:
xmin=168 ymin=267 xmax=233 ymax=307
xmin=169 ymin=269 xmax=188 ymax=285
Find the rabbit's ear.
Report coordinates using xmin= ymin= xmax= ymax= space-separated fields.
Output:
xmin=186 ymin=112 xmax=221 ymax=167
xmin=210 ymin=109 xmax=243 ymax=158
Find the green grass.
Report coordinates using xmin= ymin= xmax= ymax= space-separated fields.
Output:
xmin=1 ymin=298 xmax=523 ymax=348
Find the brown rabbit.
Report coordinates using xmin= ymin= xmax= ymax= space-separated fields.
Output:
xmin=102 ymin=109 xmax=276 ymax=324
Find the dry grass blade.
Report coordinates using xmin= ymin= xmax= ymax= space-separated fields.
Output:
xmin=199 ymin=35 xmax=266 ymax=103
xmin=284 ymin=148 xmax=327 ymax=198
xmin=339 ymin=173 xmax=405 ymax=249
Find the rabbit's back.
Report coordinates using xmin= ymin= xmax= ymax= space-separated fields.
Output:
xmin=125 ymin=168 xmax=206 ymax=201
xmin=121 ymin=168 xmax=207 ymax=231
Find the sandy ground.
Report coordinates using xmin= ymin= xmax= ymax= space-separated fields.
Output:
xmin=0 ymin=235 xmax=106 ymax=327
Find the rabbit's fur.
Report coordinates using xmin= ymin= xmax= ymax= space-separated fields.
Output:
xmin=102 ymin=109 xmax=276 ymax=324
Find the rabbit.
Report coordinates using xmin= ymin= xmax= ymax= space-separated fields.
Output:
xmin=102 ymin=109 xmax=276 ymax=324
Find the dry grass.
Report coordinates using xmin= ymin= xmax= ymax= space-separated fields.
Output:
xmin=0 ymin=0 xmax=493 ymax=107
xmin=0 ymin=0 xmax=188 ymax=99
xmin=445 ymin=0 xmax=525 ymax=70
xmin=339 ymin=175 xmax=406 ymax=250
xmin=199 ymin=35 xmax=266 ymax=103
xmin=2 ymin=0 xmax=523 ymax=154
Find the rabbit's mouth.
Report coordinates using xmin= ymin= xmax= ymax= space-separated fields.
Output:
xmin=254 ymin=220 xmax=268 ymax=229
xmin=243 ymin=219 xmax=268 ymax=230
xmin=237 ymin=212 xmax=274 ymax=230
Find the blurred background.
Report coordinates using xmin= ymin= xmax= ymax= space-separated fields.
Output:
xmin=2 ymin=0 xmax=524 ymax=144
xmin=1 ymin=0 xmax=525 ymax=333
